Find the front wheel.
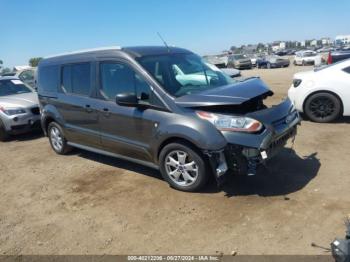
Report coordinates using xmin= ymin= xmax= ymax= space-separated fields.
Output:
xmin=48 ymin=122 xmax=72 ymax=154
xmin=159 ymin=142 xmax=209 ymax=192
xmin=304 ymin=92 xmax=342 ymax=123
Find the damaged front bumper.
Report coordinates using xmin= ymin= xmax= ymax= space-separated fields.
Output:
xmin=204 ymin=98 xmax=300 ymax=184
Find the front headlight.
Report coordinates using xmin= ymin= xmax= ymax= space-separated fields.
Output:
xmin=196 ymin=111 xmax=263 ymax=133
xmin=0 ymin=107 xmax=26 ymax=115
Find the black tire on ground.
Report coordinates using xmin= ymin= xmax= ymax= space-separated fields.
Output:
xmin=159 ymin=142 xmax=210 ymax=192
xmin=47 ymin=122 xmax=72 ymax=154
xmin=304 ymin=92 xmax=342 ymax=123
xmin=0 ymin=121 xmax=9 ymax=142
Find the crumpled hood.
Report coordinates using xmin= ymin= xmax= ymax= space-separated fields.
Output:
xmin=0 ymin=92 xmax=39 ymax=108
xmin=175 ymin=77 xmax=273 ymax=107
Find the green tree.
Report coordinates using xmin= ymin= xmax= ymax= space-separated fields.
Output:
xmin=29 ymin=57 xmax=43 ymax=67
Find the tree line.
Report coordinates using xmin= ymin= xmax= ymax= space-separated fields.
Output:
xmin=0 ymin=57 xmax=43 ymax=74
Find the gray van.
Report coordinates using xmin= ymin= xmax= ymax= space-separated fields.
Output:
xmin=37 ymin=46 xmax=300 ymax=192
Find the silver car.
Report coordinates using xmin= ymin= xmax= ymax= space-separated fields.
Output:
xmin=0 ymin=77 xmax=41 ymax=141
xmin=1 ymin=68 xmax=36 ymax=88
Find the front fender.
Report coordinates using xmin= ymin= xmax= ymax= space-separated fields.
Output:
xmin=41 ymin=104 xmax=65 ymax=136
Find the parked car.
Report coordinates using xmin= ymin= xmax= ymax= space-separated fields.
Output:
xmin=0 ymin=77 xmax=41 ymax=141
xmin=0 ymin=68 xmax=36 ymax=88
xmin=246 ymin=54 xmax=258 ymax=67
xmin=288 ymin=59 xmax=350 ymax=123
xmin=256 ymin=55 xmax=290 ymax=69
xmin=38 ymin=46 xmax=300 ymax=192
xmin=327 ymin=50 xmax=350 ymax=64
xmin=294 ymin=51 xmax=322 ymax=66
xmin=227 ymin=54 xmax=252 ymax=69
xmin=203 ymin=54 xmax=228 ymax=68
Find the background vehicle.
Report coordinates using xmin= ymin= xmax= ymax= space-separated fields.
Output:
xmin=274 ymin=50 xmax=288 ymax=56
xmin=294 ymin=50 xmax=322 ymax=66
xmin=327 ymin=50 xmax=350 ymax=64
xmin=227 ymin=54 xmax=252 ymax=69
xmin=38 ymin=46 xmax=299 ymax=192
xmin=0 ymin=68 xmax=36 ymax=88
xmin=246 ymin=54 xmax=258 ymax=67
xmin=0 ymin=77 xmax=41 ymax=141
xmin=288 ymin=59 xmax=350 ymax=122
xmin=203 ymin=54 xmax=228 ymax=68
xmin=256 ymin=55 xmax=290 ymax=69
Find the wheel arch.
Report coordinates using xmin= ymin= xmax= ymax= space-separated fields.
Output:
xmin=157 ymin=137 xmax=204 ymax=162
xmin=302 ymin=90 xmax=344 ymax=116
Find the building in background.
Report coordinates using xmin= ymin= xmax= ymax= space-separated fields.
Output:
xmin=321 ymin=37 xmax=332 ymax=46
xmin=310 ymin=39 xmax=318 ymax=47
xmin=335 ymin=35 xmax=350 ymax=45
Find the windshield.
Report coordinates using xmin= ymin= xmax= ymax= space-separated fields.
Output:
xmin=0 ymin=80 xmax=33 ymax=97
xmin=137 ymin=53 xmax=236 ymax=97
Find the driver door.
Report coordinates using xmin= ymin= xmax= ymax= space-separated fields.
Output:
xmin=96 ymin=61 xmax=161 ymax=161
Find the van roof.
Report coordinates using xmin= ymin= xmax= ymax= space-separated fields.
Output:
xmin=40 ymin=46 xmax=192 ymax=66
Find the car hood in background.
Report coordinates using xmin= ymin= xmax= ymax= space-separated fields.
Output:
xmin=0 ymin=92 xmax=39 ymax=108
xmin=175 ymin=77 xmax=273 ymax=107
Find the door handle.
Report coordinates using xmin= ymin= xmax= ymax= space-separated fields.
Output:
xmin=102 ymin=108 xmax=110 ymax=117
xmin=85 ymin=104 xmax=93 ymax=113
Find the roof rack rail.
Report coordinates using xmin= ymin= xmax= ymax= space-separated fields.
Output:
xmin=44 ymin=46 xmax=121 ymax=59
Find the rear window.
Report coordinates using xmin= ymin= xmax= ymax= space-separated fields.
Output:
xmin=38 ymin=65 xmax=59 ymax=93
xmin=61 ymin=63 xmax=91 ymax=96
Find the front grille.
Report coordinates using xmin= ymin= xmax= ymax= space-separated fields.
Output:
xmin=31 ymin=107 xmax=40 ymax=115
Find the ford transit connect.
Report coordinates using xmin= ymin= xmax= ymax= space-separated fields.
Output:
xmin=37 ymin=46 xmax=300 ymax=192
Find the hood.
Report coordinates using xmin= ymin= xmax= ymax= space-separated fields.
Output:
xmin=175 ymin=77 xmax=273 ymax=107
xmin=0 ymin=92 xmax=39 ymax=108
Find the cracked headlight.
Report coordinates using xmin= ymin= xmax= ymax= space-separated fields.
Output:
xmin=196 ymin=111 xmax=263 ymax=133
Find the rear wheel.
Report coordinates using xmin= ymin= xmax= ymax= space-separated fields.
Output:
xmin=159 ymin=142 xmax=209 ymax=192
xmin=0 ymin=121 xmax=9 ymax=141
xmin=304 ymin=92 xmax=341 ymax=123
xmin=48 ymin=122 xmax=72 ymax=154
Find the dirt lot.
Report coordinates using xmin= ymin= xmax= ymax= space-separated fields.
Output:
xmin=1 ymin=64 xmax=350 ymax=255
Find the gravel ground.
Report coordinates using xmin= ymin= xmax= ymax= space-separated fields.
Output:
xmin=0 ymin=64 xmax=349 ymax=255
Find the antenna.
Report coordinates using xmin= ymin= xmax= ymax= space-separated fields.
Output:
xmin=157 ymin=32 xmax=170 ymax=52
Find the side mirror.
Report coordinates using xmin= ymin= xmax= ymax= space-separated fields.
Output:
xmin=115 ymin=93 xmax=138 ymax=107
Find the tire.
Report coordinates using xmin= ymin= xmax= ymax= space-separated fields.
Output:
xmin=159 ymin=142 xmax=209 ymax=192
xmin=304 ymin=92 xmax=342 ymax=123
xmin=48 ymin=122 xmax=72 ymax=154
xmin=0 ymin=121 xmax=9 ymax=142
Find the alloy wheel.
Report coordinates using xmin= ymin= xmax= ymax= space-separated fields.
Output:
xmin=50 ymin=126 xmax=63 ymax=152
xmin=164 ymin=150 xmax=199 ymax=187
xmin=309 ymin=96 xmax=335 ymax=119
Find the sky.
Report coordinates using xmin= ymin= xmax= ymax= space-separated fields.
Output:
xmin=1 ymin=0 xmax=350 ymax=68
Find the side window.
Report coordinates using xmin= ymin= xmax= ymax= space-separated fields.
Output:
xmin=100 ymin=62 xmax=160 ymax=106
xmin=342 ymin=66 xmax=350 ymax=74
xmin=100 ymin=63 xmax=136 ymax=100
xmin=38 ymin=65 xmax=59 ymax=93
xmin=61 ymin=63 xmax=91 ymax=96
